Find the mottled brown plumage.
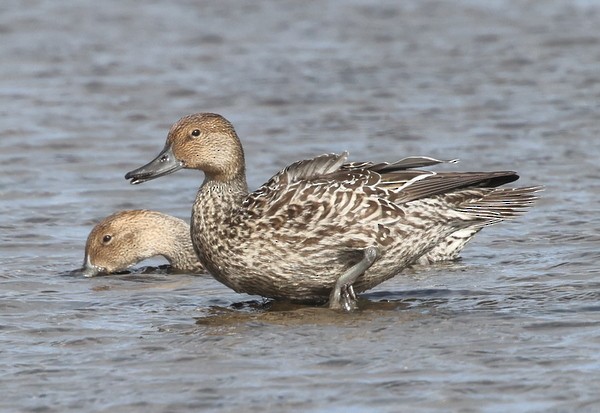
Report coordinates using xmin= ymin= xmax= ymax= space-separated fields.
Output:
xmin=125 ymin=113 xmax=540 ymax=308
xmin=82 ymin=209 xmax=204 ymax=276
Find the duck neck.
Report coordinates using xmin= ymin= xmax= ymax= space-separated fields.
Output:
xmin=162 ymin=221 xmax=202 ymax=272
xmin=197 ymin=173 xmax=248 ymax=209
xmin=189 ymin=173 xmax=247 ymax=277
xmin=146 ymin=216 xmax=196 ymax=272
xmin=193 ymin=171 xmax=248 ymax=225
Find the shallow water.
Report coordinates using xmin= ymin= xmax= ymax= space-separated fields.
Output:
xmin=1 ymin=0 xmax=600 ymax=411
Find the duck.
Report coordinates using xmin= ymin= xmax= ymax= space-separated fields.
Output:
xmin=125 ymin=113 xmax=540 ymax=310
xmin=82 ymin=209 xmax=204 ymax=277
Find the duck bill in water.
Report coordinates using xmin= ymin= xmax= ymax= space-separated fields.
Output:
xmin=81 ymin=255 xmax=101 ymax=277
xmin=125 ymin=144 xmax=184 ymax=185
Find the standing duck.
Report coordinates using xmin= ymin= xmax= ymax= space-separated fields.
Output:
xmin=82 ymin=209 xmax=204 ymax=276
xmin=125 ymin=113 xmax=540 ymax=310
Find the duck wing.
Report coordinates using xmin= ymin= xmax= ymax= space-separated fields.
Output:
xmin=283 ymin=152 xmax=350 ymax=182
xmin=243 ymin=153 xmax=526 ymax=219
xmin=342 ymin=155 xmax=458 ymax=172
xmin=255 ymin=152 xmax=459 ymax=189
xmin=242 ymin=152 xmax=392 ymax=218
xmin=263 ymin=153 xmax=458 ymax=189
xmin=248 ymin=152 xmax=349 ymax=199
xmin=381 ymin=170 xmax=521 ymax=204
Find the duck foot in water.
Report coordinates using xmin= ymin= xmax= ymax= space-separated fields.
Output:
xmin=329 ymin=246 xmax=380 ymax=311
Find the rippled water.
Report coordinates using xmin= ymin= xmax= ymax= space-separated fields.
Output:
xmin=1 ymin=0 xmax=600 ymax=412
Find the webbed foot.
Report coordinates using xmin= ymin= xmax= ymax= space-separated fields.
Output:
xmin=339 ymin=284 xmax=359 ymax=311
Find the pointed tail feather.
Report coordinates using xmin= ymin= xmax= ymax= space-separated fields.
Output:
xmin=456 ymin=186 xmax=543 ymax=224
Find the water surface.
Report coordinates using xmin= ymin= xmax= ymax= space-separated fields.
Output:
xmin=1 ymin=0 xmax=600 ymax=412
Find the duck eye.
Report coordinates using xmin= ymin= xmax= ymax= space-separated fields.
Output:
xmin=191 ymin=129 xmax=201 ymax=137
xmin=102 ymin=235 xmax=112 ymax=244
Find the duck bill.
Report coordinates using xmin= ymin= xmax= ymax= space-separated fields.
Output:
xmin=125 ymin=144 xmax=184 ymax=185
xmin=81 ymin=255 xmax=101 ymax=278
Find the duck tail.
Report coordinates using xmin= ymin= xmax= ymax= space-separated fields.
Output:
xmin=455 ymin=185 xmax=543 ymax=224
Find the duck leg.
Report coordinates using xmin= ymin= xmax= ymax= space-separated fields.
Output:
xmin=329 ymin=246 xmax=380 ymax=311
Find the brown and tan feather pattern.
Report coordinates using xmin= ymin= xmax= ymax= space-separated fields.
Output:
xmin=125 ymin=113 xmax=541 ymax=305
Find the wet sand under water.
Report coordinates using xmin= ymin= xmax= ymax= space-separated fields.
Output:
xmin=1 ymin=0 xmax=600 ymax=412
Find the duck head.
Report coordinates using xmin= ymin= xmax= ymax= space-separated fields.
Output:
xmin=82 ymin=210 xmax=168 ymax=277
xmin=125 ymin=113 xmax=245 ymax=184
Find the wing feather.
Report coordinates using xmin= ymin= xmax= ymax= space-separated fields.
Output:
xmin=243 ymin=152 xmax=537 ymax=226
xmin=387 ymin=171 xmax=520 ymax=203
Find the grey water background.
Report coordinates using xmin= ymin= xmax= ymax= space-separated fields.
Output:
xmin=1 ymin=0 xmax=599 ymax=411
